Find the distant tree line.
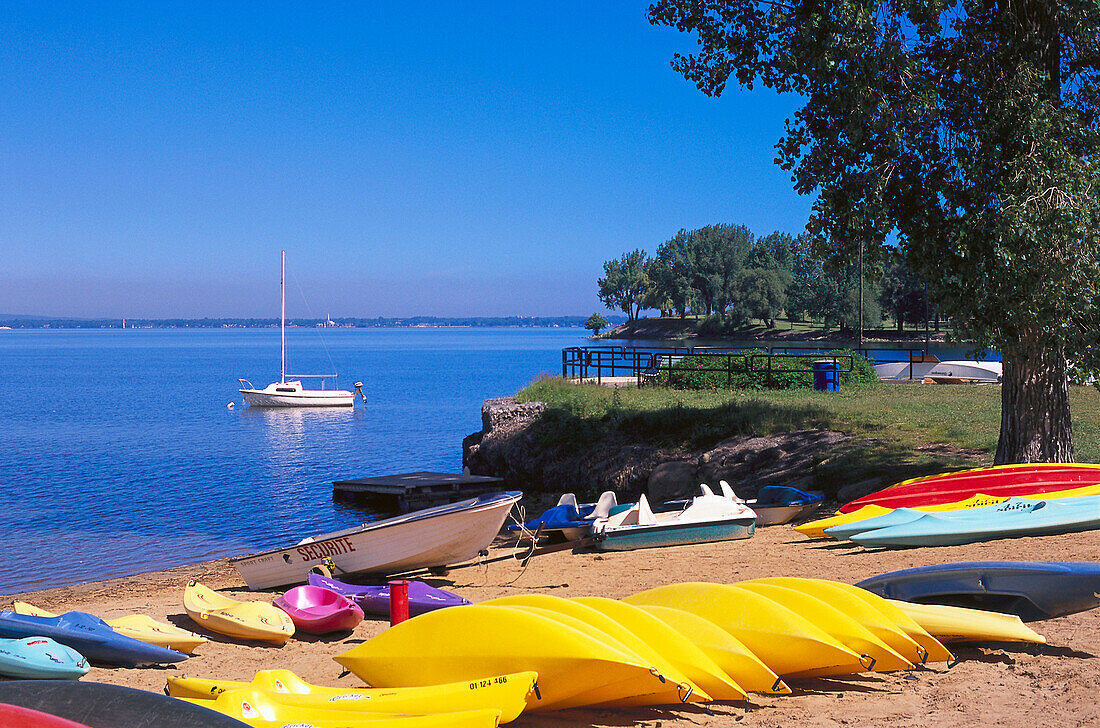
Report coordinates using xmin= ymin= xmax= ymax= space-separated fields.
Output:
xmin=598 ymin=223 xmax=937 ymax=333
xmin=0 ymin=315 xmax=625 ymax=330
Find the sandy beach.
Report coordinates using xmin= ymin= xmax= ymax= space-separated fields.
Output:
xmin=5 ymin=525 xmax=1099 ymax=728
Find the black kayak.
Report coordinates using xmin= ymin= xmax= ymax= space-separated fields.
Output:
xmin=0 ymin=681 xmax=246 ymax=728
xmin=856 ymin=560 xmax=1100 ymax=621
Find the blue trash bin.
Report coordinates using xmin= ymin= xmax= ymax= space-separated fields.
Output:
xmin=812 ymin=360 xmax=839 ymax=392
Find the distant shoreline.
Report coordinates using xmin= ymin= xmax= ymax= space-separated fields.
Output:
xmin=0 ymin=315 xmax=623 ymax=330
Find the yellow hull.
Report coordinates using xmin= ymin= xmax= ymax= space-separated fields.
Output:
xmin=743 ymin=578 xmax=934 ymax=666
xmin=14 ymin=601 xmax=208 ymax=654
xmin=572 ymin=597 xmax=747 ymax=701
xmin=730 ymin=584 xmax=913 ymax=673
xmin=183 ymin=582 xmax=294 ymax=645
xmin=892 ymin=601 xmax=1046 ymax=644
xmin=624 ymin=583 xmax=866 ymax=678
xmin=185 ymin=688 xmax=501 ymax=728
xmin=480 ymin=595 xmax=708 ymax=705
xmin=166 ymin=670 xmax=536 ymax=724
xmin=334 ymin=604 xmax=670 ymax=711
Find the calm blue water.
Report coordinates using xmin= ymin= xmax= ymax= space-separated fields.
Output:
xmin=0 ymin=328 xmax=995 ymax=594
xmin=0 ymin=327 xmax=590 ymax=594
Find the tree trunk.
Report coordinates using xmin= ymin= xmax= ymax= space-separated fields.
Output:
xmin=995 ymin=335 xmax=1074 ymax=463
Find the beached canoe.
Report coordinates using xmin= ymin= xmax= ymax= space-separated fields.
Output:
xmin=0 ymin=637 xmax=88 ymax=679
xmin=307 ymin=573 xmax=470 ymax=617
xmin=184 ymin=582 xmax=295 ymax=645
xmin=232 ymin=491 xmax=521 ymax=590
xmin=13 ymin=602 xmax=207 ymax=654
xmin=592 ymin=486 xmax=755 ymax=551
xmin=166 ymin=669 xmax=538 ymax=724
xmin=624 ymin=583 xmax=867 ymax=678
xmin=0 ymin=680 xmax=248 ymax=728
xmin=856 ymin=561 xmax=1100 ymax=621
xmin=838 ymin=463 xmax=1100 ymax=513
xmin=186 ymin=689 xmax=501 ymax=728
xmin=273 ymin=585 xmax=363 ymax=634
xmin=0 ymin=610 xmax=187 ymax=666
xmin=335 ymin=604 xmax=672 ymax=710
xmin=892 ymin=601 xmax=1046 ymax=643
xmin=0 ymin=704 xmax=94 ymax=728
xmin=849 ymin=494 xmax=1100 ymax=548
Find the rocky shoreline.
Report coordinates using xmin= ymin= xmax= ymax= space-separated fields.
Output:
xmin=462 ymin=397 xmax=983 ymax=505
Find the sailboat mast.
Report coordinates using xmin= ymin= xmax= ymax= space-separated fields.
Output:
xmin=280 ymin=250 xmax=286 ymax=384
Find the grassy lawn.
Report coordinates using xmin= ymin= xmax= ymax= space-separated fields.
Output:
xmin=515 ymin=377 xmax=1100 ymax=492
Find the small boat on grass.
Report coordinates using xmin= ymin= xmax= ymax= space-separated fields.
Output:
xmin=307 ymin=573 xmax=470 ymax=617
xmin=591 ymin=485 xmax=756 ymax=551
xmin=507 ymin=492 xmax=630 ymax=540
xmin=0 ymin=637 xmax=88 ymax=679
xmin=273 ymin=585 xmax=363 ymax=634
xmin=232 ymin=491 xmax=522 ymax=590
xmin=0 ymin=610 xmax=187 ymax=666
xmin=184 ymin=582 xmax=295 ymax=645
xmin=848 ymin=494 xmax=1100 ymax=548
xmin=856 ymin=561 xmax=1100 ymax=621
xmin=13 ymin=601 xmax=207 ymax=654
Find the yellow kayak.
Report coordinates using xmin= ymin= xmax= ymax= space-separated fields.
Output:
xmin=635 ymin=604 xmax=790 ymax=694
xmin=810 ymin=582 xmax=955 ymax=664
xmin=572 ymin=597 xmax=747 ymax=702
xmin=796 ymin=483 xmax=1100 ymax=539
xmin=480 ymin=595 xmax=709 ymax=705
xmin=334 ymin=604 xmax=671 ymax=711
xmin=743 ymin=577 xmax=933 ymax=666
xmin=730 ymin=584 xmax=913 ymax=672
xmin=624 ymin=583 xmax=867 ymax=678
xmin=13 ymin=601 xmax=208 ymax=654
xmin=892 ymin=600 xmax=1046 ymax=644
xmin=184 ymin=688 xmax=502 ymax=728
xmin=166 ymin=670 xmax=536 ymax=724
xmin=183 ymin=581 xmax=294 ymax=645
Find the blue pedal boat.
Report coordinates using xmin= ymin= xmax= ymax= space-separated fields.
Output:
xmin=0 ymin=611 xmax=187 ymax=667
xmin=856 ymin=561 xmax=1100 ymax=621
xmin=509 ymin=491 xmax=631 ymax=540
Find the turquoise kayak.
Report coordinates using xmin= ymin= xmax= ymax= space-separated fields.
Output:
xmin=850 ymin=494 xmax=1100 ymax=548
xmin=825 ymin=496 xmax=1042 ymax=540
xmin=0 ymin=637 xmax=88 ymax=679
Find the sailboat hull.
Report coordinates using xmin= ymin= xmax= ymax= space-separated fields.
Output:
xmin=239 ymin=388 xmax=353 ymax=407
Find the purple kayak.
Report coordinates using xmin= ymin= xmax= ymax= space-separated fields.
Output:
xmin=308 ymin=573 xmax=470 ymax=617
xmin=273 ymin=585 xmax=364 ymax=634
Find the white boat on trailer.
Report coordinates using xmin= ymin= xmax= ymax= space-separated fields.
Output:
xmin=232 ymin=490 xmax=522 ymax=590
xmin=238 ymin=251 xmax=364 ymax=408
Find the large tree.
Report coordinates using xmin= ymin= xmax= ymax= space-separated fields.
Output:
xmin=598 ymin=250 xmax=651 ymax=321
xmin=649 ymin=0 xmax=1100 ymax=463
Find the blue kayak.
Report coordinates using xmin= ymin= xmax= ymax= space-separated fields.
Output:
xmin=0 ymin=611 xmax=187 ymax=666
xmin=0 ymin=637 xmax=89 ymax=679
xmin=750 ymin=485 xmax=825 ymax=526
xmin=849 ymin=494 xmax=1100 ymax=548
xmin=856 ymin=561 xmax=1100 ymax=621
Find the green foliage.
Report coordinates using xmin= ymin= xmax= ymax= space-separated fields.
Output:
xmin=585 ymin=312 xmax=609 ymax=336
xmin=880 ymin=248 xmax=931 ymax=330
xmin=598 ymin=250 xmax=651 ymax=321
xmin=656 ymin=350 xmax=877 ymax=391
xmin=728 ymin=268 xmax=791 ymax=326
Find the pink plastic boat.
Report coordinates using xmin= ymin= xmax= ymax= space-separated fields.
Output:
xmin=273 ymin=585 xmax=364 ymax=634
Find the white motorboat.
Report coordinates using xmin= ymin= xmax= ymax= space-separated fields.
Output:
xmin=591 ymin=484 xmax=756 ymax=551
xmin=238 ymin=251 xmax=363 ymax=407
xmin=232 ymin=491 xmax=522 ymax=590
xmin=924 ymin=360 xmax=1002 ymax=383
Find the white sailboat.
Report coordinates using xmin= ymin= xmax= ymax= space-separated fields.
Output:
xmin=238 ymin=252 xmax=363 ymax=407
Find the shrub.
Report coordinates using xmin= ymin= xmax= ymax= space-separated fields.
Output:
xmin=657 ymin=350 xmax=878 ymax=391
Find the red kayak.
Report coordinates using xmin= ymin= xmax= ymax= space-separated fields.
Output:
xmin=0 ymin=704 xmax=92 ymax=728
xmin=838 ymin=463 xmax=1100 ymax=513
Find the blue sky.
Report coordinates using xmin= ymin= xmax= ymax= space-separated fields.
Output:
xmin=0 ymin=2 xmax=811 ymax=318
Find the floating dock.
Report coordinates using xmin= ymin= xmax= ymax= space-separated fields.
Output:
xmin=332 ymin=471 xmax=507 ymax=512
